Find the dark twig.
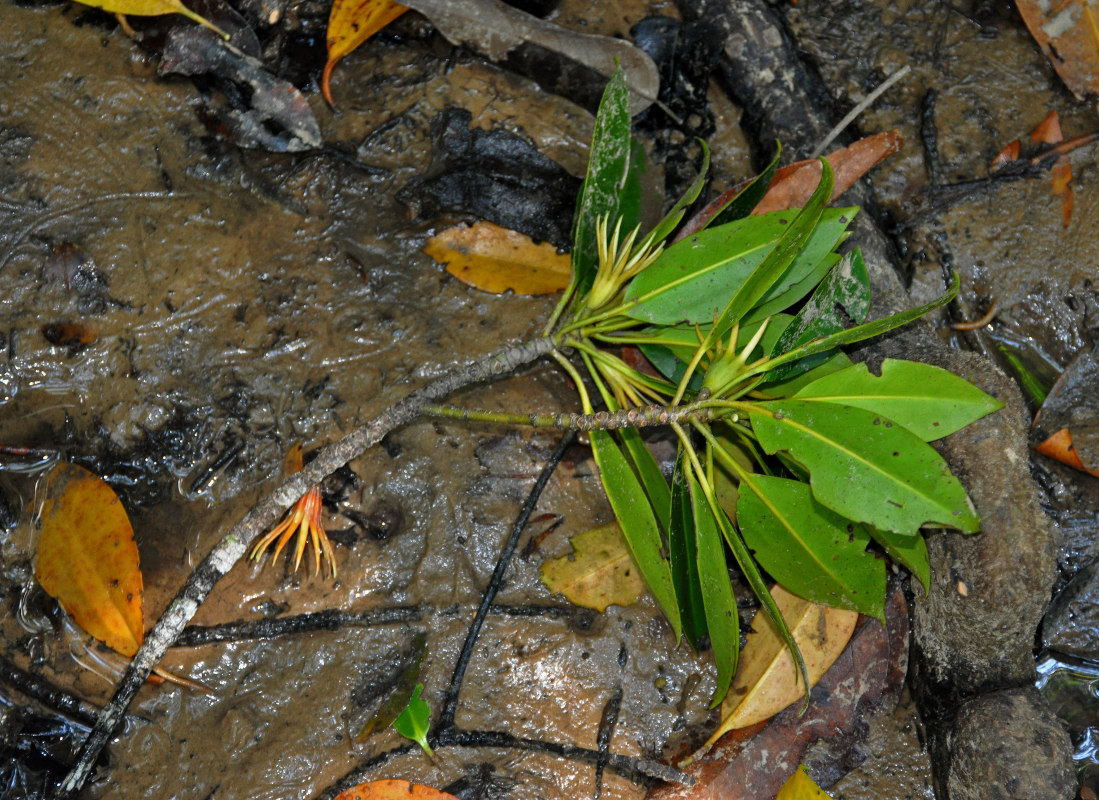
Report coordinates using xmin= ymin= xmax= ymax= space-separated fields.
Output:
xmin=176 ymin=606 xmax=425 ymax=646
xmin=436 ymin=430 xmax=576 ymax=732
xmin=593 ymin=685 xmax=624 ymax=798
xmin=58 ymin=336 xmax=557 ymax=797
xmin=0 ymin=654 xmax=101 ymax=728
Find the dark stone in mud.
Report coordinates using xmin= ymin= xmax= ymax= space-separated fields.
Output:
xmin=1043 ymin=557 xmax=1099 ymax=659
xmin=947 ymin=688 xmax=1075 ymax=800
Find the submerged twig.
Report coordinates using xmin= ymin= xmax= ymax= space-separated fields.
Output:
xmin=58 ymin=336 xmax=557 ymax=797
xmin=0 ymin=653 xmax=101 ymax=728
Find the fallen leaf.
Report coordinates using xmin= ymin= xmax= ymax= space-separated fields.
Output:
xmin=989 ymin=139 xmax=1020 ymax=172
xmin=540 ymin=523 xmax=644 ymax=612
xmin=71 ymin=0 xmax=227 ymax=37
xmin=1035 ymin=428 xmax=1099 ymax=478
xmin=35 ymin=463 xmax=143 ymax=657
xmin=678 ymin=131 xmax=903 ymax=239
xmin=41 ymin=322 xmax=97 ymax=347
xmin=776 ymin=766 xmax=833 ymax=800
xmin=424 ymin=221 xmax=571 ymax=295
xmin=1016 ymin=0 xmax=1099 ymax=99
xmin=322 ymin=0 xmax=408 ymax=106
xmin=701 ymin=584 xmax=858 ymax=748
xmin=335 ymin=780 xmax=459 ymax=800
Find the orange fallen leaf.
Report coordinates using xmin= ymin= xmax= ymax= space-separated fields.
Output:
xmin=41 ymin=322 xmax=97 ymax=347
xmin=1016 ymin=0 xmax=1099 ymax=99
xmin=698 ymin=584 xmax=858 ymax=752
xmin=70 ymin=0 xmax=227 ymax=37
xmin=334 ymin=779 xmax=459 ymax=800
xmin=1034 ymin=427 xmax=1099 ymax=478
xmin=35 ymin=463 xmax=144 ymax=657
xmin=323 ymin=0 xmax=408 ymax=106
xmin=989 ymin=139 xmax=1020 ymax=173
xmin=34 ymin=462 xmax=205 ymax=691
xmin=424 ymin=221 xmax=571 ymax=295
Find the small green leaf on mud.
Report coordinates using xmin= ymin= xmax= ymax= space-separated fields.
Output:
xmin=393 ymin=683 xmax=434 ymax=759
xmin=540 ymin=523 xmax=644 ymax=612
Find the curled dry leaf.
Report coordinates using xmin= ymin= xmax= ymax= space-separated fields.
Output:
xmin=35 ymin=463 xmax=144 ymax=657
xmin=334 ymin=780 xmax=459 ymax=800
xmin=1035 ymin=428 xmax=1099 ymax=478
xmin=699 ymin=584 xmax=858 ymax=752
xmin=540 ymin=523 xmax=644 ymax=612
xmin=323 ymin=0 xmax=408 ymax=106
xmin=424 ymin=221 xmax=571 ymax=295
xmin=71 ymin=0 xmax=227 ymax=37
xmin=1016 ymin=0 xmax=1099 ymax=98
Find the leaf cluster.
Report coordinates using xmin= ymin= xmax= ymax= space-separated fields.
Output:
xmin=547 ymin=69 xmax=1003 ymax=703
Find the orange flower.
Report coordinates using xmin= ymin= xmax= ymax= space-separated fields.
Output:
xmin=250 ymin=445 xmax=337 ymax=578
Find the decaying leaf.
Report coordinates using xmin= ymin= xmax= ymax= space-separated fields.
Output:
xmin=424 ymin=221 xmax=571 ymax=295
xmin=1035 ymin=428 xmax=1099 ymax=478
xmin=35 ymin=463 xmax=144 ymax=657
xmin=701 ymin=584 xmax=858 ymax=748
xmin=322 ymin=0 xmax=408 ymax=106
xmin=775 ymin=766 xmax=833 ymax=800
xmin=71 ymin=0 xmax=227 ymax=37
xmin=334 ymin=780 xmax=459 ymax=800
xmin=1016 ymin=0 xmax=1099 ymax=98
xmin=540 ymin=523 xmax=644 ymax=612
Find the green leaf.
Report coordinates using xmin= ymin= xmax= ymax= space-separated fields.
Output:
xmin=622 ymin=206 xmax=853 ymax=327
xmin=645 ymin=141 xmax=710 ymax=246
xmin=868 ymin=524 xmax=930 ymax=593
xmin=750 ymin=400 xmax=980 ymax=534
xmin=792 ymin=359 xmax=1004 ymax=442
xmin=617 ymin=426 xmax=672 ymax=532
xmin=590 ymin=429 xmax=682 ymax=640
xmin=687 ymin=471 xmax=740 ymax=704
xmin=393 ymin=683 xmax=434 ymax=758
xmin=356 ymin=632 xmax=427 ymax=740
xmin=710 ymin=159 xmax=835 ymax=340
xmin=759 ymin=350 xmax=853 ymax=399
xmin=766 ymin=249 xmax=870 ymax=381
xmin=756 ymin=272 xmax=961 ymax=380
xmin=569 ymin=67 xmax=633 ymax=300
xmin=737 ymin=475 xmax=885 ymax=619
xmin=669 ymin=455 xmax=706 ymax=648
xmin=708 ymin=146 xmax=782 ymax=228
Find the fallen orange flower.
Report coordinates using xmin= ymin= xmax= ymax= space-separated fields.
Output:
xmin=250 ymin=445 xmax=337 ymax=577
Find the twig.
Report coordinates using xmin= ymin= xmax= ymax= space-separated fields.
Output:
xmin=436 ymin=430 xmax=576 ymax=732
xmin=809 ymin=65 xmax=911 ymax=158
xmin=950 ymin=299 xmax=998 ymax=331
xmin=0 ymin=653 xmax=101 ymax=728
xmin=176 ymin=606 xmax=425 ymax=646
xmin=57 ymin=335 xmax=557 ymax=797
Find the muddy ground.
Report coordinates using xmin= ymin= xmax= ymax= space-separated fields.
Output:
xmin=0 ymin=0 xmax=1096 ymax=798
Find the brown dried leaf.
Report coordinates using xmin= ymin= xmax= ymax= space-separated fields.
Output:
xmin=1035 ymin=428 xmax=1099 ymax=478
xmin=1017 ymin=0 xmax=1099 ymax=98
xmin=702 ymin=584 xmax=858 ymax=748
xmin=540 ymin=523 xmax=644 ymax=612
xmin=424 ymin=221 xmax=571 ymax=295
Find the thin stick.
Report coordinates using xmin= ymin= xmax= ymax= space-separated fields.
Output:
xmin=57 ymin=336 xmax=556 ymax=797
xmin=436 ymin=430 xmax=576 ymax=732
xmin=951 ymin=299 xmax=998 ymax=331
xmin=810 ymin=65 xmax=911 ymax=158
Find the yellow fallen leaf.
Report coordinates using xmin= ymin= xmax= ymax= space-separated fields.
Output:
xmin=776 ymin=766 xmax=834 ymax=800
xmin=72 ymin=0 xmax=228 ymax=38
xmin=322 ymin=0 xmax=408 ymax=105
xmin=702 ymin=584 xmax=858 ymax=748
xmin=540 ymin=523 xmax=644 ymax=612
xmin=424 ymin=221 xmax=571 ymax=296
xmin=35 ymin=463 xmax=144 ymax=657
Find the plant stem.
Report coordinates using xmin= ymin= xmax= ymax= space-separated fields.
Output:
xmin=421 ymin=402 xmax=721 ymax=431
xmin=57 ymin=336 xmax=557 ymax=798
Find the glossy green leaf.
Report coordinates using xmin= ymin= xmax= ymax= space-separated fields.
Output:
xmin=622 ymin=205 xmax=852 ymax=327
xmin=708 ymin=146 xmax=782 ymax=229
xmin=869 ymin=525 xmax=930 ymax=592
xmin=569 ymin=67 xmax=633 ymax=300
xmin=645 ymin=142 xmax=710 ymax=246
xmin=759 ymin=350 xmax=853 ymax=399
xmin=709 ymin=159 xmax=834 ymax=340
xmin=755 ymin=272 xmax=961 ymax=380
xmin=590 ymin=429 xmax=681 ymax=640
xmin=792 ymin=358 xmax=1004 ymax=442
xmin=393 ymin=683 xmax=434 ymax=758
xmin=669 ymin=454 xmax=706 ymax=648
xmin=737 ymin=474 xmax=885 ymax=619
xmin=687 ymin=471 xmax=740 ymax=704
xmin=617 ymin=426 xmax=671 ymax=533
xmin=357 ymin=632 xmax=428 ymax=740
xmin=766 ymin=249 xmax=870 ymax=381
xmin=750 ymin=400 xmax=980 ymax=534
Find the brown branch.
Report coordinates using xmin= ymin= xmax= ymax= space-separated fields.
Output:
xmin=57 ymin=335 xmax=557 ymax=797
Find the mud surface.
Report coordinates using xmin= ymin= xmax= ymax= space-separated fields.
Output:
xmin=2 ymin=0 xmax=1097 ymax=798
